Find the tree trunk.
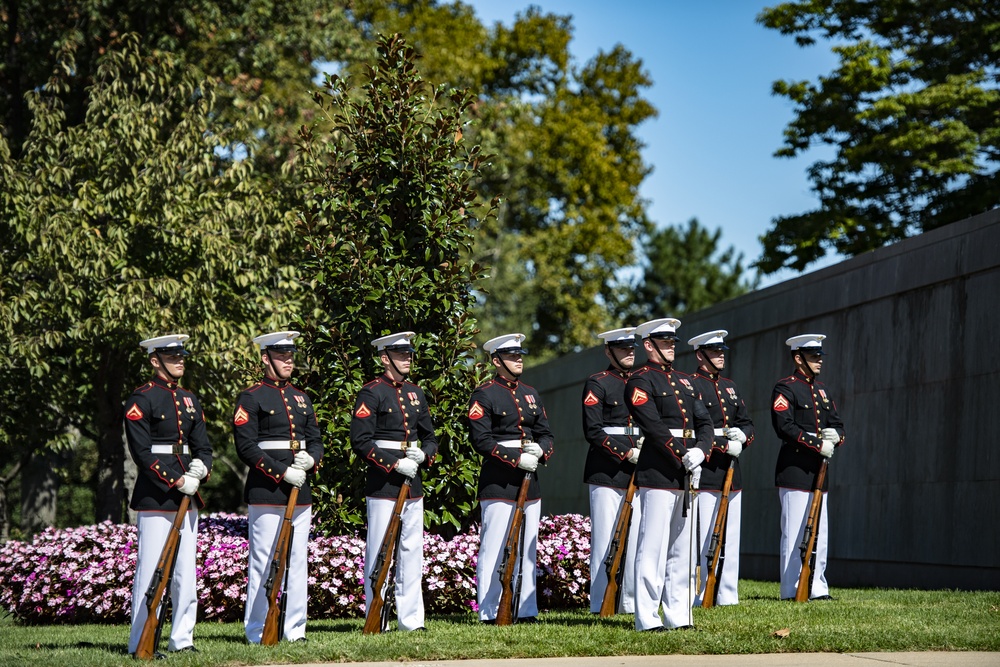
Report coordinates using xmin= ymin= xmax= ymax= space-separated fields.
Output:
xmin=21 ymin=447 xmax=60 ymax=535
xmin=0 ymin=459 xmax=24 ymax=543
xmin=94 ymin=347 xmax=129 ymax=524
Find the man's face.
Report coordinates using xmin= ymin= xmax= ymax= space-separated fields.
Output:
xmin=606 ymin=344 xmax=636 ymax=370
xmin=644 ymin=337 xmax=675 ymax=364
xmin=799 ymin=351 xmax=823 ymax=375
xmin=263 ymin=350 xmax=295 ymax=380
xmin=700 ymin=348 xmax=725 ymax=371
xmin=493 ymin=351 xmax=524 ymax=379
xmin=382 ymin=349 xmax=412 ymax=376
xmin=152 ymin=352 xmax=186 ymax=380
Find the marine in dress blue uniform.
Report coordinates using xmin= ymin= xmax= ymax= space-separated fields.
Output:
xmin=625 ymin=318 xmax=714 ymax=631
xmin=351 ymin=331 xmax=439 ymax=632
xmin=686 ymin=330 xmax=755 ymax=606
xmin=233 ymin=331 xmax=324 ymax=643
xmin=772 ymin=334 xmax=845 ymax=601
xmin=581 ymin=327 xmax=643 ymax=614
xmin=124 ymin=334 xmax=212 ymax=656
xmin=468 ymin=333 xmax=554 ymax=623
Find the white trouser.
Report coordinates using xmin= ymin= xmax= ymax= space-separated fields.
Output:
xmin=477 ymin=498 xmax=541 ymax=621
xmin=245 ymin=504 xmax=312 ymax=643
xmin=589 ymin=484 xmax=641 ymax=613
xmin=633 ymin=487 xmax=694 ymax=630
xmin=128 ymin=509 xmax=199 ymax=654
xmin=779 ymin=488 xmax=829 ymax=600
xmin=692 ymin=489 xmax=742 ymax=606
xmin=364 ymin=496 xmax=425 ymax=631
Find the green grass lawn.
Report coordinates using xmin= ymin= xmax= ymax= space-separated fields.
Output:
xmin=2 ymin=581 xmax=998 ymax=667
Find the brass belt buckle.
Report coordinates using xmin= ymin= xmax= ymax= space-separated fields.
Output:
xmin=401 ymin=441 xmax=411 ymax=451
xmin=683 ymin=429 xmax=694 ymax=438
xmin=290 ymin=440 xmax=300 ymax=452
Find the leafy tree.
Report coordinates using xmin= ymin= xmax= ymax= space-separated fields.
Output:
xmin=294 ymin=34 xmax=495 ymax=535
xmin=352 ymin=2 xmax=657 ymax=359
xmin=0 ymin=0 xmax=360 ymax=164
xmin=756 ymin=0 xmax=1000 ymax=274
xmin=0 ymin=35 xmax=304 ymax=524
xmin=624 ymin=218 xmax=758 ymax=321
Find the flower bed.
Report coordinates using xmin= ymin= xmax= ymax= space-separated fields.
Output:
xmin=0 ymin=512 xmax=591 ymax=624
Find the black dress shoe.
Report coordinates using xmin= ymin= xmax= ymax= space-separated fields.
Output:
xmin=290 ymin=637 xmax=309 ymax=643
xmin=517 ymin=616 xmax=538 ymax=624
xmin=412 ymin=627 xmax=427 ymax=632
xmin=671 ymin=624 xmax=696 ymax=631
xmin=481 ymin=619 xmax=496 ymax=625
xmin=642 ymin=626 xmax=667 ymax=632
xmin=811 ymin=594 xmax=835 ymax=601
xmin=171 ymin=646 xmax=199 ymax=653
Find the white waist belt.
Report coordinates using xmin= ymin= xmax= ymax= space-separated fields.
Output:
xmin=497 ymin=439 xmax=523 ymax=449
xmin=151 ymin=444 xmax=189 ymax=455
xmin=258 ymin=440 xmax=305 ymax=451
xmin=375 ymin=440 xmax=418 ymax=451
xmin=669 ymin=429 xmax=696 ymax=438
xmin=603 ymin=426 xmax=641 ymax=436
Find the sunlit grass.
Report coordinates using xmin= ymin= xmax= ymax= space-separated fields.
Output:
xmin=2 ymin=580 xmax=997 ymax=666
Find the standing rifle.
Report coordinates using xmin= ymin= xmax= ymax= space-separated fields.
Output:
xmin=701 ymin=459 xmax=735 ymax=609
xmin=496 ymin=471 xmax=532 ymax=626
xmin=135 ymin=495 xmax=190 ymax=660
xmin=686 ymin=472 xmax=697 ymax=628
xmin=598 ymin=472 xmax=637 ymax=617
xmin=261 ymin=486 xmax=299 ymax=645
xmin=363 ymin=479 xmax=411 ymax=635
xmin=795 ymin=459 xmax=829 ymax=602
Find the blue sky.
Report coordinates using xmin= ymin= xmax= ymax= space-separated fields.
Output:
xmin=464 ymin=0 xmax=842 ymax=287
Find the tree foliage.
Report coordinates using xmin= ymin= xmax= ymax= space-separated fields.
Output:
xmin=756 ymin=0 xmax=1000 ymax=274
xmin=0 ymin=0 xmax=360 ymax=164
xmin=295 ymin=34 xmax=495 ymax=535
xmin=353 ymin=2 xmax=657 ymax=359
xmin=0 ymin=35 xmax=303 ymax=523
xmin=623 ymin=218 xmax=758 ymax=322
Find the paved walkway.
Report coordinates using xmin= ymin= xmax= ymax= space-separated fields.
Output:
xmin=302 ymin=654 xmax=999 ymax=667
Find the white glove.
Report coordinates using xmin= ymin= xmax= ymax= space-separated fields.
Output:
xmin=522 ymin=441 xmax=544 ymax=458
xmin=626 ymin=448 xmax=640 ymax=464
xmin=726 ymin=440 xmax=743 ymax=458
xmin=177 ymin=474 xmax=200 ymax=496
xmin=682 ymin=448 xmax=705 ymax=472
xmin=283 ymin=466 xmax=307 ymax=488
xmin=405 ymin=447 xmax=426 ymax=464
xmin=691 ymin=467 xmax=702 ymax=490
xmin=394 ymin=457 xmax=419 ymax=478
xmin=187 ymin=458 xmax=208 ymax=480
xmin=819 ymin=439 xmax=836 ymax=458
xmin=724 ymin=428 xmax=747 ymax=445
xmin=517 ymin=453 xmax=539 ymax=472
xmin=636 ymin=436 xmax=645 ymax=449
xmin=821 ymin=427 xmax=840 ymax=442
xmin=292 ymin=451 xmax=315 ymax=470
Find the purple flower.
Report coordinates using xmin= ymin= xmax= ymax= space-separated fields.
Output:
xmin=0 ymin=512 xmax=594 ymax=623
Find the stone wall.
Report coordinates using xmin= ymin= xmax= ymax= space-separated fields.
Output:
xmin=529 ymin=208 xmax=1000 ymax=590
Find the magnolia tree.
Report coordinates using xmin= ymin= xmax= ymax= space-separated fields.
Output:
xmin=293 ymin=35 xmax=496 ymax=535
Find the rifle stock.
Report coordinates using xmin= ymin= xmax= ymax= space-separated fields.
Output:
xmin=261 ymin=486 xmax=299 ymax=645
xmin=363 ymin=480 xmax=410 ymax=635
xmin=496 ymin=472 xmax=532 ymax=626
xmin=134 ymin=495 xmax=191 ymax=660
xmin=598 ymin=472 xmax=637 ymax=617
xmin=701 ymin=460 xmax=735 ymax=609
xmin=795 ymin=459 xmax=828 ymax=602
